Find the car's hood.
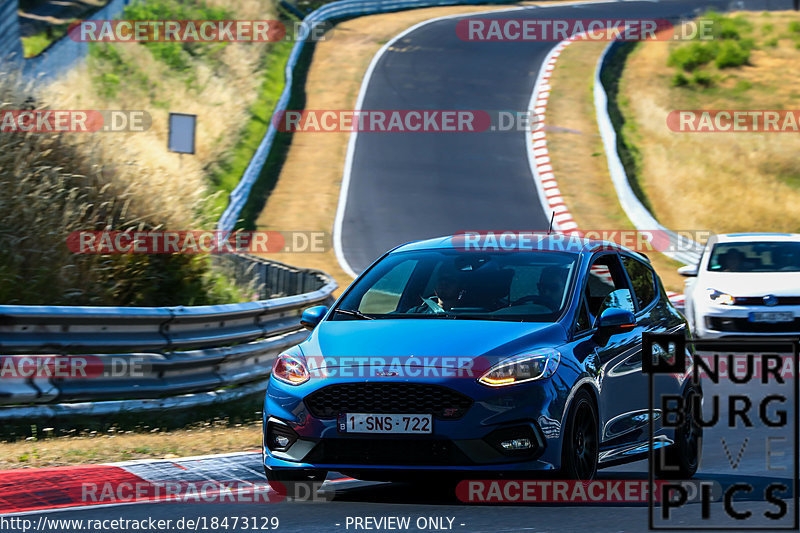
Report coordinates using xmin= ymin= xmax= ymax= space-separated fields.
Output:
xmin=301 ymin=319 xmax=566 ymax=372
xmin=699 ymin=271 xmax=800 ymax=297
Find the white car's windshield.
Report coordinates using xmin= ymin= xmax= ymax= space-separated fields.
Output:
xmin=708 ymin=241 xmax=800 ymax=273
xmin=334 ymin=250 xmax=579 ymax=322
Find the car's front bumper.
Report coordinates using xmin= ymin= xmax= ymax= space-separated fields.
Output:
xmin=693 ymin=303 xmax=800 ymax=338
xmin=262 ymin=376 xmax=570 ymax=475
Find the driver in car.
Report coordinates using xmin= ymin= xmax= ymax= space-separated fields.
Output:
xmin=537 ymin=266 xmax=568 ymax=312
xmin=719 ymin=248 xmax=745 ymax=271
xmin=409 ymin=266 xmax=465 ymax=313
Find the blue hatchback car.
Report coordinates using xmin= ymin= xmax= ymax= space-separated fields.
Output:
xmin=263 ymin=234 xmax=701 ymax=486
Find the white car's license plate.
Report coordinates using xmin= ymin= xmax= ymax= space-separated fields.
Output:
xmin=338 ymin=413 xmax=432 ymax=434
xmin=748 ymin=312 xmax=794 ymax=323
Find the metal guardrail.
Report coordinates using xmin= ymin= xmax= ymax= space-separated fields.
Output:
xmin=0 ymin=255 xmax=337 ymax=412
xmin=0 ymin=0 xmax=23 ymax=65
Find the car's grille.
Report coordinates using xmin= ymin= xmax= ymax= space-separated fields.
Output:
xmin=304 ymin=383 xmax=473 ymax=420
xmin=708 ymin=317 xmax=800 ymax=333
xmin=304 ymin=437 xmax=474 ymax=466
xmin=733 ymin=296 xmax=800 ymax=306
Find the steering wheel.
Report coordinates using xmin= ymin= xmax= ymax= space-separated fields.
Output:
xmin=419 ymin=295 xmax=445 ymax=313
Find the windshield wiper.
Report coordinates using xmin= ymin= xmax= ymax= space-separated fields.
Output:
xmin=333 ymin=308 xmax=375 ymax=320
xmin=449 ymin=314 xmax=526 ymax=322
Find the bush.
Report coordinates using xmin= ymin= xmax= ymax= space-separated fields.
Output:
xmin=789 ymin=21 xmax=800 ymax=34
xmin=765 ymin=37 xmax=778 ymax=48
xmin=671 ymin=72 xmax=690 ymax=87
xmin=715 ymin=40 xmax=751 ymax=69
xmin=668 ymin=42 xmax=718 ymax=72
xmin=738 ymin=37 xmax=756 ymax=50
xmin=703 ymin=11 xmax=753 ymax=40
xmin=692 ymin=70 xmax=714 ymax=87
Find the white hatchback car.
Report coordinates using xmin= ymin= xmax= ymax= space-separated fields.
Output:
xmin=681 ymin=233 xmax=800 ymax=338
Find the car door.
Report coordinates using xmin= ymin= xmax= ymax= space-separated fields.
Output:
xmin=568 ymin=252 xmax=649 ymax=451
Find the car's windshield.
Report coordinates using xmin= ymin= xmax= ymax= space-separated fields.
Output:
xmin=334 ymin=249 xmax=579 ymax=322
xmin=708 ymin=241 xmax=800 ymax=273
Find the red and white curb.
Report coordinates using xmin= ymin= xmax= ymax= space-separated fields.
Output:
xmin=0 ymin=451 xmax=357 ymax=515
xmin=526 ymin=37 xmax=684 ymax=311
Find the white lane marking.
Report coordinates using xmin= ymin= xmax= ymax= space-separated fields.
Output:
xmin=525 ymin=39 xmax=570 ymax=229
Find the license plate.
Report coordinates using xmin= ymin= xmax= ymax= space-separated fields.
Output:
xmin=748 ymin=312 xmax=794 ymax=323
xmin=338 ymin=413 xmax=432 ymax=434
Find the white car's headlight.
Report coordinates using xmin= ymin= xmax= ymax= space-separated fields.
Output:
xmin=706 ymin=288 xmax=735 ymax=305
xmin=478 ymin=349 xmax=560 ymax=387
xmin=272 ymin=348 xmax=310 ymax=385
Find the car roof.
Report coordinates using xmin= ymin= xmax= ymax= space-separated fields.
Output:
xmin=390 ymin=233 xmax=650 ymax=262
xmin=715 ymin=232 xmax=800 ymax=244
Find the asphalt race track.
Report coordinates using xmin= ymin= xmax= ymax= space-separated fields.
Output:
xmin=336 ymin=0 xmax=789 ymax=273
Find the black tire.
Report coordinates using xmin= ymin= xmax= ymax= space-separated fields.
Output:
xmin=264 ymin=467 xmax=327 ymax=499
xmin=560 ymin=389 xmax=599 ymax=480
xmin=655 ymin=386 xmax=702 ymax=480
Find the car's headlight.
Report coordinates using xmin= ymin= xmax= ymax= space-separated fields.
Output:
xmin=478 ymin=349 xmax=560 ymax=387
xmin=272 ymin=348 xmax=310 ymax=385
xmin=706 ymin=288 xmax=735 ymax=305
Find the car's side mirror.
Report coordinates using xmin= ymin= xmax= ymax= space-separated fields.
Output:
xmin=300 ymin=305 xmax=328 ymax=330
xmin=678 ymin=265 xmax=698 ymax=277
xmin=595 ymin=308 xmax=636 ymax=334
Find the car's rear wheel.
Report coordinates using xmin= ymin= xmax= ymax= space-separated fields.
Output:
xmin=655 ymin=386 xmax=702 ymax=479
xmin=560 ymin=389 xmax=599 ymax=480
xmin=264 ymin=467 xmax=327 ymax=498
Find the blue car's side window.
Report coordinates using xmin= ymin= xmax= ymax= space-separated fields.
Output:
xmin=573 ymin=253 xmax=636 ymax=335
xmin=621 ymin=255 xmax=657 ymax=311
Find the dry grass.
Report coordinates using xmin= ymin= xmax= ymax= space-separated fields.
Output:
xmin=538 ymin=38 xmax=685 ymax=291
xmin=618 ymin=11 xmax=800 ymax=234
xmin=0 ymin=72 xmax=236 ymax=305
xmin=41 ymin=0 xmax=278 ymax=228
xmin=0 ymin=0 xmax=284 ymax=305
xmin=0 ymin=422 xmax=262 ymax=469
xmin=254 ymin=2 xmax=608 ymax=294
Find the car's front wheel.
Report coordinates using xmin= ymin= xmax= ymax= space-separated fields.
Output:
xmin=264 ymin=467 xmax=327 ymax=498
xmin=655 ymin=386 xmax=702 ymax=479
xmin=560 ymin=389 xmax=599 ymax=480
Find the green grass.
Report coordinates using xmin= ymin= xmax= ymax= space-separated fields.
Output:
xmin=664 ymin=11 xmax=772 ymax=89
xmin=600 ymin=41 xmax=654 ymax=215
xmin=205 ymin=37 xmax=295 ymax=221
xmin=21 ymin=23 xmax=72 ymax=58
xmin=235 ymin=30 xmax=319 ymax=231
xmin=89 ymin=0 xmax=233 ymax=95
